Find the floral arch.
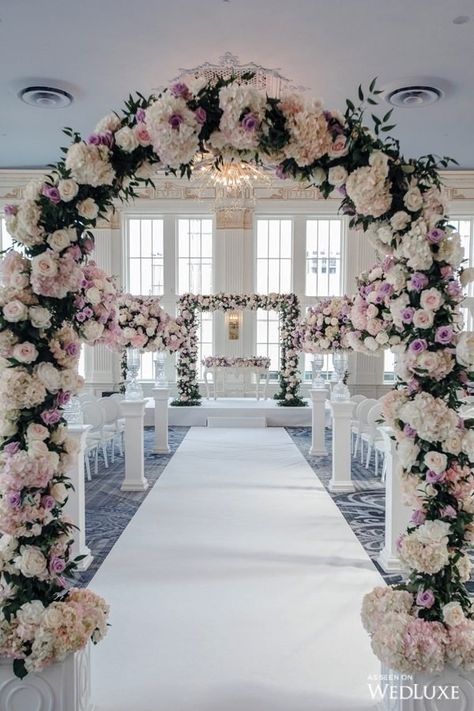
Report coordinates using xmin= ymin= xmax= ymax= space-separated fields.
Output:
xmin=1 ymin=73 xmax=473 ymax=676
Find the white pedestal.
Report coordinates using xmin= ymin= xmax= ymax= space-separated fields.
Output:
xmin=64 ymin=424 xmax=93 ymax=572
xmin=0 ymin=644 xmax=93 ymax=711
xmin=152 ymin=387 xmax=170 ymax=454
xmin=121 ymin=399 xmax=148 ymax=492
xmin=379 ymin=664 xmax=474 ymax=710
xmin=377 ymin=427 xmax=412 ymax=573
xmin=329 ymin=401 xmax=354 ymax=493
xmin=309 ymin=388 xmax=328 ymax=456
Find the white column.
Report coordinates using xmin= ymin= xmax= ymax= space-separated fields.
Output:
xmin=377 ymin=426 xmax=412 ymax=573
xmin=309 ymin=388 xmax=328 ymax=456
xmin=121 ymin=399 xmax=148 ymax=492
xmin=64 ymin=424 xmax=93 ymax=571
xmin=329 ymin=401 xmax=355 ymax=493
xmin=152 ymin=387 xmax=170 ymax=454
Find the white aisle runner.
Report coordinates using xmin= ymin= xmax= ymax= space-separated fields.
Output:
xmin=91 ymin=427 xmax=382 ymax=711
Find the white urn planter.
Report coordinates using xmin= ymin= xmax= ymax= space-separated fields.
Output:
xmin=378 ymin=665 xmax=474 ymax=711
xmin=0 ymin=644 xmax=93 ymax=711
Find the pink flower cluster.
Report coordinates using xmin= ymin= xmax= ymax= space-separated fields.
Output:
xmin=117 ymin=294 xmax=188 ymax=353
xmin=74 ymin=261 xmax=121 ymax=346
xmin=294 ymin=295 xmax=353 ymax=353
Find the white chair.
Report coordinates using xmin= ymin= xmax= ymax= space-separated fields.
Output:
xmin=350 ymin=394 xmax=366 ymax=405
xmin=99 ymin=397 xmax=125 ymax=458
xmin=84 ymin=437 xmax=99 ymax=481
xmin=361 ymin=402 xmax=383 ymax=472
xmin=81 ymin=402 xmax=116 ymax=471
xmin=352 ymin=398 xmax=377 ymax=462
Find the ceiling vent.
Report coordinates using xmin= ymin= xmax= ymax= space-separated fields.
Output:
xmin=18 ymin=86 xmax=73 ymax=109
xmin=386 ymin=85 xmax=443 ymax=108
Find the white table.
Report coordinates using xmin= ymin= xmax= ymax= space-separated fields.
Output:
xmin=204 ymin=364 xmax=270 ymax=400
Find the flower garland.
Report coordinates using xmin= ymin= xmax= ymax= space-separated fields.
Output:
xmin=202 ymin=356 xmax=271 ymax=369
xmin=74 ymin=261 xmax=121 ymax=346
xmin=174 ymin=293 xmax=304 ymax=407
xmin=294 ymin=295 xmax=353 ymax=353
xmin=0 ymin=73 xmax=472 ymax=675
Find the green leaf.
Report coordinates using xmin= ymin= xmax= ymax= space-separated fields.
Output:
xmin=369 ymin=77 xmax=377 ymax=93
xmin=371 ymin=114 xmax=381 ymax=125
xmin=13 ymin=659 xmax=27 ymax=679
xmin=358 ymin=85 xmax=364 ymax=101
xmin=346 ymin=99 xmax=355 ymax=112
xmin=383 ymin=109 xmax=393 ymax=122
xmin=367 ymin=98 xmax=378 ymax=105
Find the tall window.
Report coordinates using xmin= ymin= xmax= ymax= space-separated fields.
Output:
xmin=177 ymin=218 xmax=213 ymax=294
xmin=450 ymin=218 xmax=474 ymax=331
xmin=384 ymin=349 xmax=396 ymax=383
xmin=197 ymin=313 xmax=214 ymax=379
xmin=256 ymin=219 xmax=292 ymax=293
xmin=255 ymin=219 xmax=292 ymax=375
xmin=1 ymin=218 xmax=13 ymax=251
xmin=305 ymin=218 xmax=343 ymax=297
xmin=304 ymin=218 xmax=344 ymax=380
xmin=128 ymin=218 xmax=164 ymax=296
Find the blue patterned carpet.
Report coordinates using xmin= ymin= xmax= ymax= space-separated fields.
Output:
xmin=75 ymin=427 xmax=189 ymax=587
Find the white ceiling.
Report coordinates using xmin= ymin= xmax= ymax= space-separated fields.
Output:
xmin=1 ymin=0 xmax=474 ymax=169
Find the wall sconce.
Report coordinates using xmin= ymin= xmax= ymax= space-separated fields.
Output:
xmin=227 ymin=311 xmax=240 ymax=341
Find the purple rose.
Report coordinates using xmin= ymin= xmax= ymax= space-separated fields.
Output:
xmin=86 ymin=133 xmax=102 ymax=146
xmin=4 ymin=204 xmax=18 ymax=217
xmin=427 ymin=228 xmax=445 ymax=244
xmin=411 ymin=509 xmax=426 ymax=525
xmin=435 ymin=326 xmax=453 ymax=345
xmin=83 ymin=307 xmax=94 ymax=319
xmin=275 ymin=165 xmax=288 ymax=180
xmin=3 ymin=441 xmax=20 ymax=455
xmin=49 ymin=556 xmax=66 ymax=574
xmin=337 ymin=185 xmax=347 ymax=197
xmin=65 ymin=342 xmax=80 ymax=356
xmin=195 ymin=106 xmax=207 ymax=124
xmin=82 ymin=237 xmax=94 ymax=254
xmin=75 ymin=312 xmax=87 ymax=323
xmin=136 ymin=108 xmax=146 ymax=123
xmin=168 ymin=113 xmax=183 ymax=129
xmin=403 ymin=424 xmax=416 ymax=438
xmin=6 ymin=491 xmax=21 ymax=508
xmin=407 ymin=378 xmax=420 ymax=393
xmin=169 ymin=82 xmax=190 ymax=99
xmin=409 ymin=272 xmax=429 ymax=292
xmin=416 ymin=589 xmax=435 ymax=609
xmin=446 ymin=281 xmax=463 ymax=298
xmin=378 ymin=282 xmax=393 ymax=296
xmin=42 ymin=185 xmax=61 ymax=204
xmin=426 ymin=469 xmax=444 ymax=484
xmin=241 ymin=112 xmax=259 ymax=132
xmin=56 ymin=391 xmax=71 ymax=407
xmin=99 ymin=130 xmax=114 ymax=148
xmin=441 ymin=505 xmax=457 ymax=519
xmin=41 ymin=409 xmax=62 ymax=426
xmin=41 ymin=495 xmax=56 ymax=511
xmin=409 ymin=338 xmax=428 ymax=354
xmin=401 ymin=307 xmax=415 ymax=324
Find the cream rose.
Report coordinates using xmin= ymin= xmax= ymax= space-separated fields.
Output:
xmin=35 ymin=362 xmax=61 ymax=393
xmin=327 ymin=165 xmax=348 ymax=187
xmin=82 ymin=320 xmax=104 ymax=343
xmin=50 ymin=482 xmax=68 ymax=504
xmin=31 ymin=252 xmax=58 ymax=279
xmin=14 ymin=546 xmax=47 ymax=578
xmin=443 ymin=601 xmax=465 ymax=627
xmin=28 ymin=306 xmax=52 ymax=330
xmin=12 ymin=342 xmax=38 ymax=364
xmin=390 ymin=211 xmax=411 ymax=231
xmin=26 ymin=423 xmax=50 ymax=441
xmin=85 ymin=286 xmax=101 ymax=305
xmin=424 ymin=451 xmax=447 ymax=474
xmin=47 ymin=229 xmax=75 ymax=252
xmin=77 ymin=198 xmax=99 ymax=221
xmin=3 ymin=300 xmax=28 ymax=322
xmin=16 ymin=600 xmax=45 ymax=627
xmin=420 ymin=288 xmax=444 ymax=311
xmin=404 ymin=186 xmax=423 ymax=212
xmin=412 ymin=309 xmax=434 ymax=329
xmin=456 ymin=332 xmax=474 ymax=369
xmin=115 ymin=126 xmax=139 ymax=153
xmin=95 ymin=113 xmax=121 ymax=133
xmin=57 ymin=179 xmax=79 ymax=202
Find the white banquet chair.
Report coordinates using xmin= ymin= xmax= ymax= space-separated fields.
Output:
xmin=352 ymin=398 xmax=377 ymax=462
xmin=360 ymin=401 xmax=383 ymax=472
xmin=99 ymin=396 xmax=125 ymax=458
xmin=81 ymin=402 xmax=116 ymax=471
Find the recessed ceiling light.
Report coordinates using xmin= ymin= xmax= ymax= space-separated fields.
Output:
xmin=453 ymin=15 xmax=470 ymax=24
xmin=386 ymin=85 xmax=443 ymax=108
xmin=18 ymin=86 xmax=73 ymax=109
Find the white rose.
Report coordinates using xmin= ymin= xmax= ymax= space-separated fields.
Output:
xmin=31 ymin=252 xmax=58 ymax=278
xmin=462 ymin=430 xmax=474 ymax=461
xmin=35 ymin=362 xmax=61 ymax=393
xmin=364 ymin=336 xmax=379 ymax=351
xmin=12 ymin=342 xmax=38 ymax=364
xmin=14 ymin=546 xmax=47 ymax=578
xmin=23 ymin=180 xmax=44 ymax=200
xmin=28 ymin=306 xmax=52 ymax=329
xmin=412 ymin=309 xmax=434 ymax=329
xmin=27 ymin=440 xmax=50 ymax=458
xmin=368 ymin=150 xmax=390 ymax=175
xmin=327 ymin=165 xmax=348 ymax=187
xmin=443 ymin=601 xmax=465 ymax=627
xmin=26 ymin=423 xmax=49 ymax=441
xmin=95 ymin=113 xmax=121 ymax=133
xmin=404 ymin=186 xmax=423 ymax=212
xmin=77 ymin=198 xmax=99 ymax=220
xmin=3 ymin=300 xmax=28 ymax=323
xmin=57 ymin=179 xmax=79 ymax=203
xmin=460 ymin=267 xmax=474 ymax=287
xmin=311 ymin=167 xmax=326 ymax=186
xmin=115 ymin=126 xmax=139 ymax=153
xmin=419 ymin=288 xmax=444 ymax=311
xmin=47 ymin=229 xmax=75 ymax=252
xmin=50 ymin=482 xmax=68 ymax=504
xmin=82 ymin=320 xmax=104 ymax=343
xmin=16 ymin=600 xmax=45 ymax=627
xmin=424 ymin=451 xmax=447 ymax=474
xmin=456 ymin=332 xmax=474 ymax=369
xmin=397 ymin=439 xmax=420 ymax=470
xmin=85 ymin=286 xmax=101 ymax=306
xmin=444 ymin=432 xmax=463 ymax=455
xmin=375 ymin=331 xmax=389 ymax=345
xmin=390 ymin=211 xmax=411 ymax=231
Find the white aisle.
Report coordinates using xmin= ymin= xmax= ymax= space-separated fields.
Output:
xmin=91 ymin=427 xmax=382 ymax=711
